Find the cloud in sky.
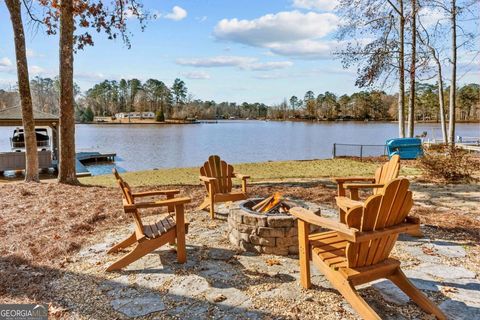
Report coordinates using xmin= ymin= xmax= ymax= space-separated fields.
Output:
xmin=0 ymin=57 xmax=12 ymax=67
xmin=30 ymin=65 xmax=45 ymax=75
xmin=247 ymin=61 xmax=293 ymax=71
xmin=292 ymin=0 xmax=338 ymax=11
xmin=164 ymin=6 xmax=188 ymax=21
xmin=213 ymin=11 xmax=339 ymax=59
xmin=176 ymin=55 xmax=293 ymax=71
xmin=74 ymin=71 xmax=107 ymax=82
xmin=418 ymin=7 xmax=448 ymax=28
xmin=183 ymin=71 xmax=211 ymax=80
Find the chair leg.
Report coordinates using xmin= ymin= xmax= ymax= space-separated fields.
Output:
xmin=198 ymin=198 xmax=210 ymax=211
xmin=106 ymin=243 xmax=152 ymax=271
xmin=387 ymin=268 xmax=446 ymax=320
xmin=332 ymin=275 xmax=381 ymax=319
xmin=209 ymin=196 xmax=215 ymax=219
xmin=298 ymin=220 xmax=311 ymax=289
xmin=174 ymin=204 xmax=187 ymax=264
xmin=107 ymin=232 xmax=136 ymax=254
xmin=313 ymin=255 xmax=381 ymax=320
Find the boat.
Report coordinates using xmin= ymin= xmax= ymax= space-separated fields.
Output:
xmin=10 ymin=127 xmax=51 ymax=152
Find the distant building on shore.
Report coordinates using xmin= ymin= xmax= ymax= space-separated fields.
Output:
xmin=114 ymin=112 xmax=155 ymax=119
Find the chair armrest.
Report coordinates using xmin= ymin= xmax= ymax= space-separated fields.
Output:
xmin=332 ymin=177 xmax=376 ymax=183
xmin=290 ymin=207 xmax=357 ymax=241
xmin=199 ymin=176 xmax=216 ymax=183
xmin=132 ymin=190 xmax=181 ymax=198
xmin=234 ymin=173 xmax=250 ymax=180
xmin=124 ymin=197 xmax=191 ymax=211
xmin=344 ymin=183 xmax=384 ymax=190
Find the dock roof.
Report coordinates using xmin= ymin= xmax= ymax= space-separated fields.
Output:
xmin=0 ymin=106 xmax=58 ymax=126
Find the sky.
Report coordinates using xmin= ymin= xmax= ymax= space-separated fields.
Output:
xmin=0 ymin=0 xmax=478 ymax=105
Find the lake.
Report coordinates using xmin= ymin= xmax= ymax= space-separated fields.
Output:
xmin=0 ymin=121 xmax=478 ymax=175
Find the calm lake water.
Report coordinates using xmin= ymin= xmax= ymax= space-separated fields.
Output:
xmin=0 ymin=121 xmax=478 ymax=175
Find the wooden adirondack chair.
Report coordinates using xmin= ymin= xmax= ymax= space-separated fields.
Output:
xmin=106 ymin=169 xmax=191 ymax=271
xmin=112 ymin=168 xmax=181 ymax=212
xmin=333 ymin=155 xmax=400 ymax=223
xmin=290 ymin=178 xmax=446 ymax=320
xmin=198 ymin=155 xmax=250 ymax=219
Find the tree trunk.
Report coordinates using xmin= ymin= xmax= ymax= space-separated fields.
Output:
xmin=436 ymin=59 xmax=447 ymax=143
xmin=407 ymin=0 xmax=416 ymax=137
xmin=448 ymin=0 xmax=457 ymax=146
xmin=58 ymin=0 xmax=78 ymax=184
xmin=398 ymin=1 xmax=406 ymax=138
xmin=5 ymin=0 xmax=39 ymax=182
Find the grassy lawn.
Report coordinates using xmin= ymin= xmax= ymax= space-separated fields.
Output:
xmin=81 ymin=158 xmax=420 ymax=187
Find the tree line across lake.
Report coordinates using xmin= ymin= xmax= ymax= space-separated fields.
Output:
xmin=1 ymin=76 xmax=478 ymax=122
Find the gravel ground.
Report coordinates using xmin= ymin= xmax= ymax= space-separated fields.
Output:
xmin=0 ymin=179 xmax=478 ymax=319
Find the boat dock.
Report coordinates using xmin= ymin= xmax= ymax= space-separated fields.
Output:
xmin=76 ymin=152 xmax=116 ymax=177
xmin=53 ymin=151 xmax=116 ymax=177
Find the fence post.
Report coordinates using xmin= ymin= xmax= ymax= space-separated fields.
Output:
xmin=360 ymin=145 xmax=363 ymax=161
xmin=332 ymin=143 xmax=336 ymax=159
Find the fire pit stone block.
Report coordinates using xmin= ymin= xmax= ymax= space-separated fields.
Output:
xmin=257 ymin=227 xmax=285 ymax=238
xmin=227 ymin=198 xmax=321 ymax=256
xmin=267 ymin=216 xmax=294 ymax=228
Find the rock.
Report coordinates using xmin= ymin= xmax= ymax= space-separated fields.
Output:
xmin=110 ymin=292 xmax=165 ymax=317
xmin=288 ymin=245 xmax=299 ymax=255
xmin=262 ymin=246 xmax=289 ymax=255
xmin=267 ymin=216 xmax=294 ymax=227
xmin=285 ymin=227 xmax=298 ymax=237
xmin=257 ymin=226 xmax=285 ymax=238
xmin=372 ymin=280 xmax=410 ymax=305
xmin=417 ymin=263 xmax=476 ymax=280
xmin=249 ymin=235 xmax=276 ymax=247
xmin=443 ymin=278 xmax=480 ymax=307
xmin=423 ymin=242 xmax=466 ymax=258
xmin=169 ymin=275 xmax=210 ymax=299
xmin=243 ymin=214 xmax=267 ymax=227
xmin=208 ymin=248 xmax=235 ymax=261
xmin=403 ymin=269 xmax=439 ymax=292
xmin=205 ymin=287 xmax=251 ymax=310
xmin=213 ymin=294 xmax=227 ymax=302
xmin=401 ymin=244 xmax=441 ymax=263
xmin=198 ymin=261 xmax=238 ymax=284
xmin=276 ymin=236 xmax=297 ymax=247
xmin=439 ymin=299 xmax=480 ymax=320
xmin=135 ymin=272 xmax=174 ymax=290
xmin=257 ymin=284 xmax=299 ymax=301
xmin=167 ymin=302 xmax=210 ymax=319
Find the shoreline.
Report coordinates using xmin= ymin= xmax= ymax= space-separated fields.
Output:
xmin=80 ymin=119 xmax=480 ymax=125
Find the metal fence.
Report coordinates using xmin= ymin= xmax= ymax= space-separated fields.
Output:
xmin=332 ymin=143 xmax=387 ymax=160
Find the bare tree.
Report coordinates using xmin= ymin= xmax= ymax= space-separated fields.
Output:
xmin=57 ymin=0 xmax=77 ymax=183
xmin=448 ymin=0 xmax=457 ymax=145
xmin=5 ymin=0 xmax=39 ymax=182
xmin=337 ymin=0 xmax=407 ymax=137
xmin=396 ymin=0 xmax=406 ymax=137
xmin=35 ymin=0 xmax=147 ymax=183
xmin=407 ymin=0 xmax=417 ymax=137
xmin=417 ymin=26 xmax=448 ymax=143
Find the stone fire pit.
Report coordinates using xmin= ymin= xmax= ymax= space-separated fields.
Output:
xmin=227 ymin=198 xmax=321 ymax=256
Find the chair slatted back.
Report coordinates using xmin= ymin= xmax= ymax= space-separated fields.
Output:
xmin=373 ymin=155 xmax=400 ymax=194
xmin=112 ymin=168 xmax=145 ymax=238
xmin=200 ymin=155 xmax=234 ymax=193
xmin=345 ymin=178 xmax=413 ymax=268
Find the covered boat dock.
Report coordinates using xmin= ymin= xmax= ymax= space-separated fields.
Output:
xmin=0 ymin=107 xmax=59 ymax=174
